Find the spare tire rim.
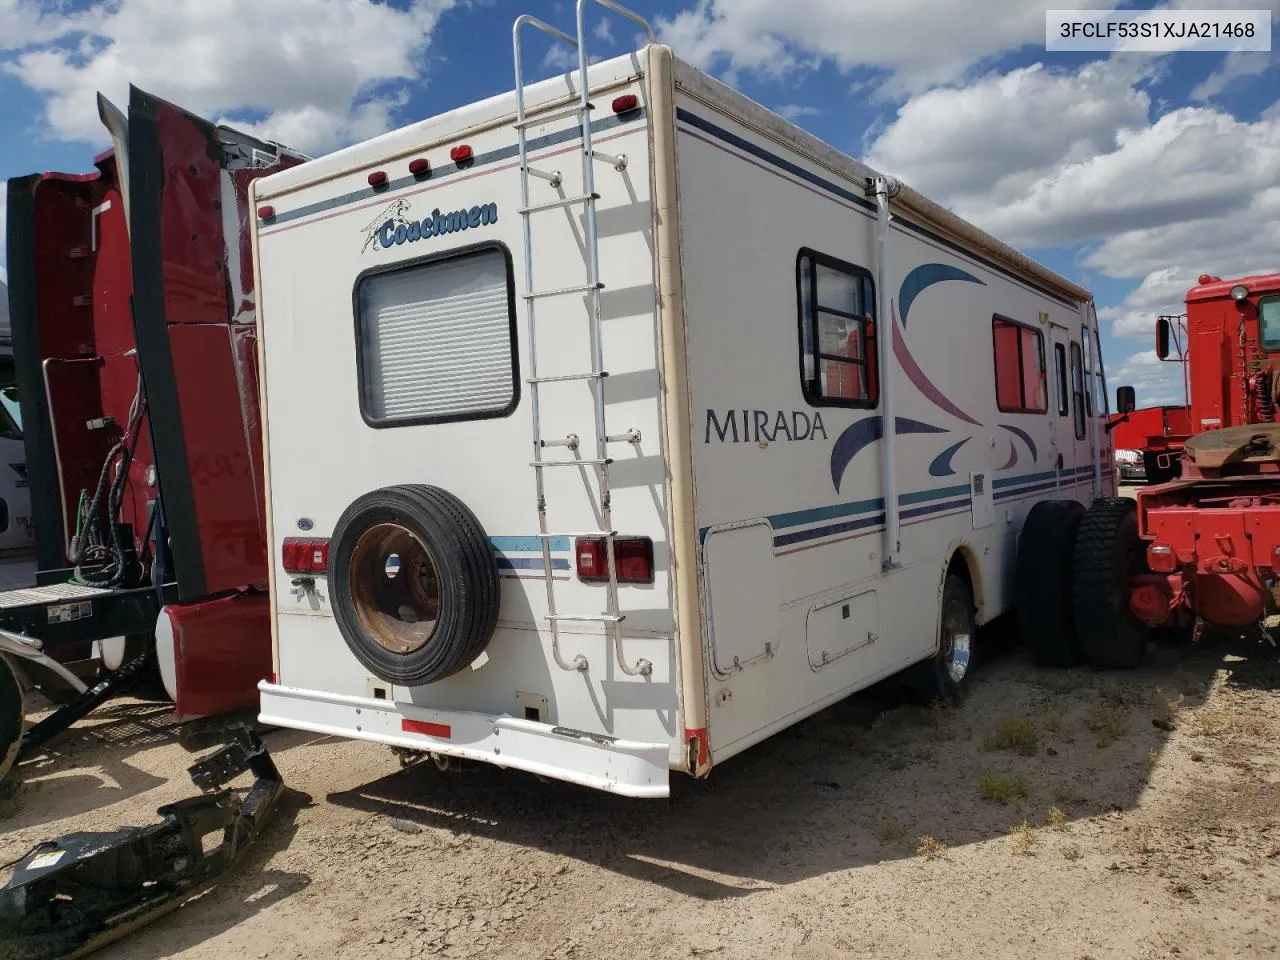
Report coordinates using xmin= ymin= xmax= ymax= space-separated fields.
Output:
xmin=348 ymin=523 xmax=442 ymax=655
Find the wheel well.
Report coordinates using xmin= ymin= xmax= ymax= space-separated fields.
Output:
xmin=946 ymin=547 xmax=983 ymax=620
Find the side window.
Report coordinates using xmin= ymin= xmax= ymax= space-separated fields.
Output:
xmin=992 ymin=315 xmax=1047 ymax=414
xmin=797 ymin=249 xmax=878 ymax=408
xmin=355 ymin=244 xmax=519 ymax=427
xmin=1054 ymin=343 xmax=1068 ymax=417
xmin=1070 ymin=341 xmax=1086 ymax=440
xmin=1091 ymin=324 xmax=1108 ymax=417
xmin=1260 ymin=298 xmax=1280 ymax=351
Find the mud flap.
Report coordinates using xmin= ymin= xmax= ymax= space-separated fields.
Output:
xmin=0 ymin=725 xmax=283 ymax=960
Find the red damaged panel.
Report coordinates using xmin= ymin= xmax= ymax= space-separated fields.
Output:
xmin=167 ymin=591 xmax=272 ymax=719
xmin=168 ymin=324 xmax=267 ymax=588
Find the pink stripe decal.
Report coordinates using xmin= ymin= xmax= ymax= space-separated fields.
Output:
xmin=892 ymin=304 xmax=982 ymax=426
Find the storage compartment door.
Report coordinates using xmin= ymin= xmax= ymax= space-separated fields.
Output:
xmin=703 ymin=521 xmax=779 ymax=676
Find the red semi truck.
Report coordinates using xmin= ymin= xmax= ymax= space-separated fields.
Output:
xmin=1018 ymin=271 xmax=1280 ymax=668
xmin=1 ymin=88 xmax=306 ymax=778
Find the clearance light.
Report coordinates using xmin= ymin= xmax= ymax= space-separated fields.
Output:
xmin=1147 ymin=543 xmax=1176 ymax=573
xmin=283 ymin=537 xmax=330 ymax=575
xmin=408 ymin=158 xmax=431 ymax=176
xmin=367 ymin=170 xmax=388 ymax=187
xmin=611 ymin=94 xmax=639 ymax=114
xmin=576 ymin=537 xmax=654 ymax=584
xmin=450 ymin=144 xmax=473 ymax=163
xmin=257 ymin=205 xmax=275 ymax=220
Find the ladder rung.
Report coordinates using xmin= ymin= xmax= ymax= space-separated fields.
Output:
xmin=514 ymin=103 xmax=593 ymax=129
xmin=591 ymin=150 xmax=627 ymax=171
xmin=540 ymin=435 xmax=579 ymax=449
xmin=528 ymin=371 xmax=606 ymax=384
xmin=524 ymin=166 xmax=562 ymax=187
xmin=547 ymin=614 xmax=626 ymax=624
xmin=536 ymin=531 xmax=616 ymax=539
xmin=519 ymin=193 xmax=599 ymax=215
xmin=523 ymin=282 xmax=603 ymax=301
xmin=531 ymin=458 xmax=613 ymax=468
xmin=607 ymin=429 xmax=641 ymax=444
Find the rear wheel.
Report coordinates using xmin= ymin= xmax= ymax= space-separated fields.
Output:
xmin=0 ymin=653 xmax=24 ymax=783
xmin=1015 ymin=499 xmax=1086 ymax=666
xmin=1072 ymin=497 xmax=1150 ymax=669
xmin=908 ymin=574 xmax=976 ymax=704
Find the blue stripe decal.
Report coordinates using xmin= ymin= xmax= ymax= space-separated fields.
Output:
xmin=901 ymin=497 xmax=972 ymax=521
xmin=490 ymin=536 xmax=570 ymax=552
xmin=995 ymin=480 xmax=1060 ymax=502
xmin=262 ymin=108 xmax=646 ymax=229
xmin=677 ymin=108 xmax=876 ymax=213
xmin=675 ymin=109 xmax=1078 ymax=310
xmin=774 ymin=512 xmax=885 ymax=549
xmin=993 ymin=470 xmax=1057 ymax=489
xmin=900 ymin=483 xmax=970 ymax=506
xmin=497 ymin=557 xmax=572 ymax=571
xmin=768 ymin=495 xmax=884 ymax=532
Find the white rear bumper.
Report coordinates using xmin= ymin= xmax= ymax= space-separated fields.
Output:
xmin=258 ymin=681 xmax=671 ymax=798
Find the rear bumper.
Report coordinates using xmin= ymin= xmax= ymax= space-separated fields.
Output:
xmin=258 ymin=681 xmax=671 ymax=798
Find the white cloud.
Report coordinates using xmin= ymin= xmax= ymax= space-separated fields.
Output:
xmin=1109 ymin=349 xmax=1187 ymax=407
xmin=866 ymin=60 xmax=1154 ymax=206
xmin=2 ymin=0 xmax=456 ymax=155
xmin=1191 ymin=51 xmax=1274 ymax=101
xmin=654 ymin=0 xmax=1114 ymax=96
xmin=594 ymin=19 xmax=613 ymax=44
xmin=1097 ymin=267 xmax=1198 ymax=339
xmin=866 ymin=57 xmax=1280 ymax=292
xmin=775 ymin=104 xmax=820 ymax=122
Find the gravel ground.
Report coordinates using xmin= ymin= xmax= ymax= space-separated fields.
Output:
xmin=1 ymin=485 xmax=1277 ymax=960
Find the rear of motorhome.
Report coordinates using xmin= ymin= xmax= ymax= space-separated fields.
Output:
xmin=252 ymin=6 xmax=1113 ymax=798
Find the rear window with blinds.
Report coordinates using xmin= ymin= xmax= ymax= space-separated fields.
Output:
xmin=355 ymin=244 xmax=519 ymax=427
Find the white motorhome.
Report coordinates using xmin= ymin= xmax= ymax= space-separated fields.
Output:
xmin=251 ymin=4 xmax=1114 ymax=798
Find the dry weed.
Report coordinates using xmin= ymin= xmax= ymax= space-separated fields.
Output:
xmin=1009 ymin=820 xmax=1037 ymax=855
xmin=916 ymin=836 xmax=947 ymax=860
xmin=878 ymin=817 xmax=906 ymax=844
xmin=980 ymin=772 xmax=1030 ymax=805
xmin=1048 ymin=807 xmax=1069 ymax=831
xmin=982 ymin=713 xmax=1040 ymax=756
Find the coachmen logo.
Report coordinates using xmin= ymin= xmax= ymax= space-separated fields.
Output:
xmin=361 ymin=198 xmax=498 ymax=254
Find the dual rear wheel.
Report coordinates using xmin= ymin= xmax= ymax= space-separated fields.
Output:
xmin=1015 ymin=496 xmax=1149 ymax=670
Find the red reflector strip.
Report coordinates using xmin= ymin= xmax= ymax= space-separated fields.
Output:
xmin=401 ymin=718 xmax=452 ymax=739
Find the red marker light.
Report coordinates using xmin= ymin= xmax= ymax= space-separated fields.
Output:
xmin=257 ymin=205 xmax=275 ymax=219
xmin=450 ymin=144 xmax=473 ymax=163
xmin=408 ymin=157 xmax=430 ymax=176
xmin=611 ymin=94 xmax=639 ymax=114
xmin=367 ymin=170 xmax=388 ymax=187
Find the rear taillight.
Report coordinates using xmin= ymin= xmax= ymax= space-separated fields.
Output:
xmin=575 ymin=537 xmax=654 ymax=584
xmin=1147 ymin=543 xmax=1176 ymax=573
xmin=283 ymin=537 xmax=330 ymax=575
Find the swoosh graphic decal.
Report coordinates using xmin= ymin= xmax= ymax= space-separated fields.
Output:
xmin=892 ymin=306 xmax=982 ymax=426
xmin=899 ymin=264 xmax=986 ymax=327
xmin=999 ymin=424 xmax=1038 ymax=463
xmin=830 ymin=416 xmax=949 ymax=492
xmin=928 ymin=437 xmax=971 ymax=477
xmin=999 ymin=439 xmax=1018 ymax=470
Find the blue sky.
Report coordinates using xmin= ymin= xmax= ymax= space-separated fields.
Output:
xmin=1 ymin=0 xmax=1277 ymax=405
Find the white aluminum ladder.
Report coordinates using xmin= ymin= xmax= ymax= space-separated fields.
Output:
xmin=512 ymin=1 xmax=656 ymax=677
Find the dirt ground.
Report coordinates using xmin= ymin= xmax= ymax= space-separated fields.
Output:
xmin=2 ymin=491 xmax=1278 ymax=960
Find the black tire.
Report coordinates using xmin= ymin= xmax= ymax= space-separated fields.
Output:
xmin=0 ymin=654 xmax=24 ymax=783
xmin=1071 ymin=497 xmax=1149 ymax=669
xmin=908 ymin=574 xmax=976 ymax=704
xmin=329 ymin=484 xmax=500 ymax=687
xmin=1015 ymin=499 xmax=1086 ymax=666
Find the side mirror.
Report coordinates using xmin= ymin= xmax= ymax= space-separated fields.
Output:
xmin=1155 ymin=316 xmax=1170 ymax=360
xmin=1116 ymin=385 xmax=1136 ymax=415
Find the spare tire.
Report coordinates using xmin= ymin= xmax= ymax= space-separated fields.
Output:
xmin=329 ymin=484 xmax=500 ymax=687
